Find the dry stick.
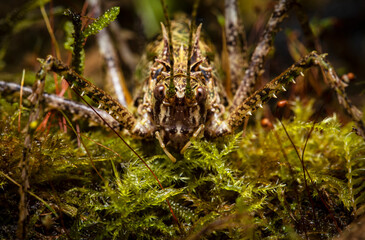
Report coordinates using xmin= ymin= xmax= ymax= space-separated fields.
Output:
xmin=0 ymin=81 xmax=122 ymax=132
xmin=224 ymin=0 xmax=248 ymax=97
xmin=90 ymin=0 xmax=131 ymax=106
xmin=231 ymin=0 xmax=295 ymax=110
xmin=17 ymin=62 xmax=47 ymax=239
xmin=18 ymin=69 xmax=25 ymax=132
xmin=109 ymin=22 xmax=139 ymax=74
xmin=96 ymin=27 xmax=130 ymax=106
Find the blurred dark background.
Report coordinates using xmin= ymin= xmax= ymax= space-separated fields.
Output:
xmin=0 ymin=0 xmax=364 ymax=108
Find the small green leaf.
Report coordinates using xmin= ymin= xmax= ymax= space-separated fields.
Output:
xmin=63 ymin=21 xmax=74 ymax=51
xmin=83 ymin=7 xmax=120 ymax=38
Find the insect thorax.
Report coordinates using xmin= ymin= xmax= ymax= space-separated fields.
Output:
xmin=135 ymin=19 xmax=223 ymax=150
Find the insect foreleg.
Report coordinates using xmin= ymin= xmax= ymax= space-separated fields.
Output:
xmin=317 ymin=57 xmax=365 ymax=138
xmin=217 ymin=51 xmax=364 ymax=137
xmin=40 ymin=55 xmax=138 ymax=132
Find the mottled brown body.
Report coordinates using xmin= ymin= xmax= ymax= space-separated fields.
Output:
xmin=134 ymin=19 xmax=226 ymax=150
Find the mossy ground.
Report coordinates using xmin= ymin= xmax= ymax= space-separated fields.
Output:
xmin=0 ymin=1 xmax=364 ymax=239
xmin=1 ymin=96 xmax=364 ymax=239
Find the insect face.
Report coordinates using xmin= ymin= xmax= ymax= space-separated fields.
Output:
xmin=152 ymin=56 xmax=209 ymax=150
xmin=142 ymin=20 xmax=217 ymax=150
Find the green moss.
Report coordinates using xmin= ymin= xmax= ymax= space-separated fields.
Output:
xmin=82 ymin=7 xmax=120 ymax=38
xmin=0 ymin=95 xmax=364 ymax=239
xmin=0 ymin=2 xmax=364 ymax=239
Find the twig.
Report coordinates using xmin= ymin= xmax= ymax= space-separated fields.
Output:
xmin=231 ymin=0 xmax=295 ymax=110
xmin=88 ymin=0 xmax=132 ymax=106
xmin=18 ymin=69 xmax=25 ymax=132
xmin=224 ymin=0 xmax=248 ymax=97
xmin=17 ymin=58 xmax=48 ymax=239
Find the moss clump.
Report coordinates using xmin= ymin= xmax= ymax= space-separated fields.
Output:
xmin=0 ymin=96 xmax=364 ymax=239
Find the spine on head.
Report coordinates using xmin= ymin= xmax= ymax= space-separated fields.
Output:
xmin=186 ymin=0 xmax=201 ymax=99
xmin=160 ymin=0 xmax=175 ymax=99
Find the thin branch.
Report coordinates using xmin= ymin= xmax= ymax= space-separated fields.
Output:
xmin=231 ymin=0 xmax=295 ymax=110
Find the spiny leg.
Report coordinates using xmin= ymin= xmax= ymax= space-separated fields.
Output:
xmin=231 ymin=0 xmax=295 ymax=110
xmin=318 ymin=58 xmax=365 ymax=138
xmin=223 ymin=0 xmax=247 ymax=97
xmin=212 ymin=51 xmax=364 ymax=137
xmin=39 ymin=56 xmax=138 ymax=133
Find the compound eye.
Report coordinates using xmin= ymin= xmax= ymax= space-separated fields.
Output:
xmin=154 ymin=84 xmax=165 ymax=101
xmin=196 ymin=86 xmax=206 ymax=103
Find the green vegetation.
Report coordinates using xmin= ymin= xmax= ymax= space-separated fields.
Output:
xmin=0 ymin=1 xmax=364 ymax=239
xmin=64 ymin=7 xmax=119 ymax=75
xmin=1 ymin=95 xmax=364 ymax=239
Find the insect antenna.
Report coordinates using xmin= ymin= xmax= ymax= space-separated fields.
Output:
xmin=186 ymin=0 xmax=201 ymax=99
xmin=160 ymin=0 xmax=175 ymax=98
